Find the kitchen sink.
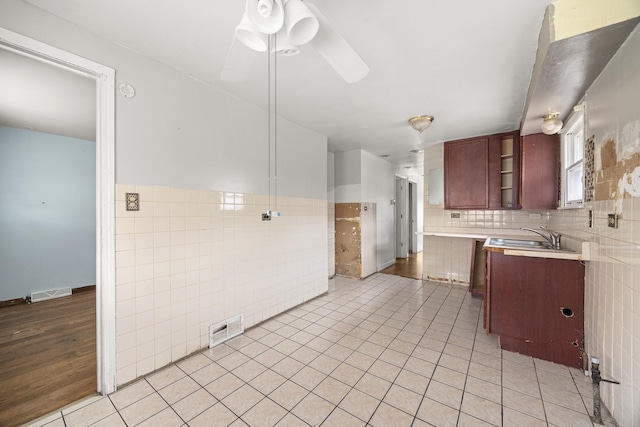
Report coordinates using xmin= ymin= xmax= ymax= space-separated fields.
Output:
xmin=485 ymin=237 xmax=573 ymax=252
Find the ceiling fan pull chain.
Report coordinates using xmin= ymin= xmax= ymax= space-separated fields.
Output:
xmin=274 ymin=31 xmax=278 ymax=212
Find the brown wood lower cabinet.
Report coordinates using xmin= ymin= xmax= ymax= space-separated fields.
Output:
xmin=484 ymin=251 xmax=585 ymax=368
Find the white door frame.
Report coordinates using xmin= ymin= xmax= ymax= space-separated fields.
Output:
xmin=0 ymin=28 xmax=117 ymax=394
xmin=408 ymin=180 xmax=418 ymax=254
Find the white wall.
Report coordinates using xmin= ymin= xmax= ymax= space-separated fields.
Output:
xmin=333 ymin=149 xmax=397 ymax=271
xmin=334 ymin=150 xmax=362 ymax=202
xmin=0 ymin=1 xmax=326 ymax=200
xmin=327 ymin=152 xmax=335 ymax=277
xmin=0 ymin=127 xmax=96 ymax=300
xmin=0 ymin=1 xmax=329 ymax=386
xmin=327 ymin=152 xmax=335 ymax=203
xmin=548 ymin=24 xmax=640 ymax=426
xmin=361 ymin=151 xmax=396 ymax=269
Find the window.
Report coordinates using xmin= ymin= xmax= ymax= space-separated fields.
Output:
xmin=561 ymin=110 xmax=584 ymax=207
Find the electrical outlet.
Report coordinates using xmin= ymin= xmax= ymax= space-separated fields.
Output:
xmin=262 ymin=212 xmax=271 ymax=221
xmin=125 ymin=193 xmax=139 ymax=211
xmin=450 ymin=212 xmax=460 ymax=219
xmin=607 ymin=214 xmax=618 ymax=228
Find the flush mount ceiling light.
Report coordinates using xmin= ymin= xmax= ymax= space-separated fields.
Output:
xmin=379 ymin=154 xmax=390 ymax=158
xmin=410 ymin=149 xmax=423 ymax=154
xmin=222 ymin=0 xmax=369 ymax=83
xmin=541 ymin=112 xmax=563 ymax=135
xmin=408 ymin=115 xmax=434 ymax=133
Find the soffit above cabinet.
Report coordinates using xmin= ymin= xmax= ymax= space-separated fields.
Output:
xmin=520 ymin=0 xmax=640 ymax=136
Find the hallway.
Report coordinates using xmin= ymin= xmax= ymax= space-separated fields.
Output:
xmin=380 ymin=253 xmax=423 ymax=280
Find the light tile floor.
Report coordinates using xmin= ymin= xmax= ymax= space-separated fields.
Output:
xmin=26 ymin=274 xmax=616 ymax=427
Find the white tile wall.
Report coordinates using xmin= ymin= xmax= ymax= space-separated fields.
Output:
xmin=548 ymin=198 xmax=640 ymax=425
xmin=421 ymin=178 xmax=548 ymax=284
xmin=114 ymin=184 xmax=328 ymax=386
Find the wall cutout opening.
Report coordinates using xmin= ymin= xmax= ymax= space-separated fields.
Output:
xmin=561 ymin=307 xmax=574 ymax=318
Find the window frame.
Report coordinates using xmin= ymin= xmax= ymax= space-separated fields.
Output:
xmin=560 ymin=109 xmax=585 ymax=209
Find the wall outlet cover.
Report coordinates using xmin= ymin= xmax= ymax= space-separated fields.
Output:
xmin=607 ymin=214 xmax=619 ymax=228
xmin=262 ymin=212 xmax=271 ymax=221
xmin=126 ymin=193 xmax=139 ymax=211
xmin=451 ymin=212 xmax=460 ymax=219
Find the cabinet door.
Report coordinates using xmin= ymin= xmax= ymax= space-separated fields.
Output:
xmin=521 ymin=133 xmax=560 ymax=209
xmin=444 ymin=137 xmax=488 ymax=209
xmin=487 ymin=252 xmax=585 ymax=368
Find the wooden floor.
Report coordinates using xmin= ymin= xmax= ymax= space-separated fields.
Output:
xmin=0 ymin=290 xmax=96 ymax=427
xmin=380 ymin=252 xmax=423 ymax=280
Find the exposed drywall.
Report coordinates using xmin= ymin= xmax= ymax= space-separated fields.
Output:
xmin=0 ymin=127 xmax=95 ymax=301
xmin=589 ymin=23 xmax=640 ymax=204
xmin=335 ymin=203 xmax=362 ymax=278
xmin=594 ymin=140 xmax=640 ymax=200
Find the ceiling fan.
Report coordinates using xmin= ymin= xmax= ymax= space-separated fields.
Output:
xmin=221 ymin=0 xmax=370 ymax=83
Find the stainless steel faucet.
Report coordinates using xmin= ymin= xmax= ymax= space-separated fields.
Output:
xmin=521 ymin=226 xmax=563 ymax=249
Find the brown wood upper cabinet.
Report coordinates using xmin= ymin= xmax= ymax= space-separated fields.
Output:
xmin=444 ymin=131 xmax=520 ymax=210
xmin=520 ymin=133 xmax=560 ymax=210
xmin=444 ymin=131 xmax=559 ymax=210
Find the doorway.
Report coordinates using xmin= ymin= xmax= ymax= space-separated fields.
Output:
xmin=0 ymin=27 xmax=116 ymax=405
xmin=389 ymin=177 xmax=422 ymax=279
xmin=395 ymin=177 xmax=408 ymax=259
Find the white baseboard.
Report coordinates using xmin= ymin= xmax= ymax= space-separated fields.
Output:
xmin=378 ymin=259 xmax=396 ymax=271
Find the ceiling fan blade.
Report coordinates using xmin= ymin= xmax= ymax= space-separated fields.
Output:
xmin=220 ymin=37 xmax=259 ymax=82
xmin=306 ymin=2 xmax=370 ymax=83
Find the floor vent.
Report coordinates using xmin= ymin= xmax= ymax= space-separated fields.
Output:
xmin=209 ymin=314 xmax=244 ymax=348
xmin=30 ymin=287 xmax=72 ymax=303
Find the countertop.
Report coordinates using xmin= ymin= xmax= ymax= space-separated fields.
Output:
xmin=419 ymin=230 xmax=590 ymax=261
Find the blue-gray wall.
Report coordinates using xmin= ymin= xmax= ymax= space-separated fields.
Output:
xmin=0 ymin=127 xmax=95 ymax=300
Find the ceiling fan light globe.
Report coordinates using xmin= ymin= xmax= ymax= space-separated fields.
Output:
xmin=257 ymin=0 xmax=274 ymax=17
xmin=284 ymin=0 xmax=319 ymax=45
xmin=247 ymin=0 xmax=284 ymax=34
xmin=236 ymin=12 xmax=268 ymax=52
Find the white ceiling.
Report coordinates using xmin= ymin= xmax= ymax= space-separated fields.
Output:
xmin=0 ymin=48 xmax=96 ymax=141
xmin=7 ymin=0 xmax=553 ymax=166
